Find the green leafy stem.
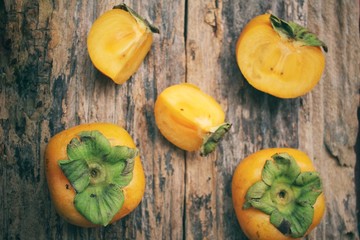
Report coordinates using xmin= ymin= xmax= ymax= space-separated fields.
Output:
xmin=113 ymin=3 xmax=160 ymax=34
xmin=243 ymin=152 xmax=322 ymax=238
xmin=200 ymin=123 xmax=232 ymax=156
xmin=58 ymin=130 xmax=138 ymax=226
xmin=270 ymin=14 xmax=328 ymax=52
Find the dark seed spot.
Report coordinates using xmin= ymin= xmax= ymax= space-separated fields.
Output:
xmin=65 ymin=184 xmax=70 ymax=190
xmin=180 ymin=108 xmax=184 ymax=111
xmin=90 ymin=193 xmax=97 ymax=198
xmin=270 ymin=67 xmax=273 ymax=71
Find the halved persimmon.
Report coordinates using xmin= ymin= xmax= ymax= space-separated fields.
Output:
xmin=87 ymin=4 xmax=159 ymax=84
xmin=236 ymin=14 xmax=327 ymax=98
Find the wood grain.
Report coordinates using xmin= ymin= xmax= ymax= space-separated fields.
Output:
xmin=0 ymin=0 xmax=359 ymax=239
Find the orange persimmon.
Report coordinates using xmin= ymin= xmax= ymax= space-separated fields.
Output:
xmin=154 ymin=83 xmax=231 ymax=156
xmin=232 ymin=148 xmax=325 ymax=239
xmin=87 ymin=4 xmax=159 ymax=84
xmin=45 ymin=123 xmax=145 ymax=227
xmin=236 ymin=14 xmax=327 ymax=98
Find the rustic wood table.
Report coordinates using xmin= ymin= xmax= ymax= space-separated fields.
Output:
xmin=1 ymin=0 xmax=359 ymax=239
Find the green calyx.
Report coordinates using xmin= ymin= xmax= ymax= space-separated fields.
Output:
xmin=58 ymin=130 xmax=138 ymax=226
xmin=113 ymin=3 xmax=160 ymax=34
xmin=200 ymin=123 xmax=232 ymax=157
xmin=243 ymin=152 xmax=322 ymax=238
xmin=270 ymin=14 xmax=328 ymax=52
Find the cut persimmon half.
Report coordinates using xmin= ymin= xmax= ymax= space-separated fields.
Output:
xmin=87 ymin=4 xmax=159 ymax=84
xmin=236 ymin=14 xmax=327 ymax=98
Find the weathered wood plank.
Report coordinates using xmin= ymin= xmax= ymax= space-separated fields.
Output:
xmin=127 ymin=1 xmax=187 ymax=239
xmin=0 ymin=0 xmax=359 ymax=239
xmin=298 ymin=1 xmax=360 ymax=239
xmin=185 ymin=1 xmax=303 ymax=239
xmin=1 ymin=0 xmax=186 ymax=239
xmin=184 ymin=0 xmax=359 ymax=239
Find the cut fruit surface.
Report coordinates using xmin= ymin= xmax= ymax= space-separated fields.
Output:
xmin=87 ymin=5 xmax=158 ymax=84
xmin=236 ymin=14 xmax=326 ymax=98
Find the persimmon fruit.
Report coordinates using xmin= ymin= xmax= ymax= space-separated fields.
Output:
xmin=45 ymin=123 xmax=145 ymax=227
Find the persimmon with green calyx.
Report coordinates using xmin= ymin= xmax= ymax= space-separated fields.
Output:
xmin=45 ymin=123 xmax=145 ymax=227
xmin=232 ymin=148 xmax=325 ymax=240
xmin=236 ymin=14 xmax=327 ymax=98
xmin=154 ymin=83 xmax=231 ymax=156
xmin=87 ymin=3 xmax=159 ymax=84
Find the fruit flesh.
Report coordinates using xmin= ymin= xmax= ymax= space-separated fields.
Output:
xmin=87 ymin=9 xmax=153 ymax=84
xmin=236 ymin=14 xmax=325 ymax=98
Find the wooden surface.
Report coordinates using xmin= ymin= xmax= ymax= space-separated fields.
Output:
xmin=1 ymin=0 xmax=359 ymax=239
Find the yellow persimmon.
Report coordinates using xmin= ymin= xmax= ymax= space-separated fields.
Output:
xmin=45 ymin=123 xmax=145 ymax=227
xmin=232 ymin=148 xmax=326 ymax=239
xmin=236 ymin=14 xmax=327 ymax=98
xmin=154 ymin=83 xmax=231 ymax=156
xmin=87 ymin=4 xmax=159 ymax=84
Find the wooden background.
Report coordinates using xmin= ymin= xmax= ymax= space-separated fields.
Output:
xmin=1 ymin=0 xmax=359 ymax=239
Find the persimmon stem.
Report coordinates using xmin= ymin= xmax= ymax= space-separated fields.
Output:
xmin=200 ymin=123 xmax=232 ymax=156
xmin=270 ymin=14 xmax=328 ymax=52
xmin=113 ymin=3 xmax=160 ymax=34
xmin=243 ymin=152 xmax=322 ymax=238
xmin=58 ymin=131 xmax=138 ymax=226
